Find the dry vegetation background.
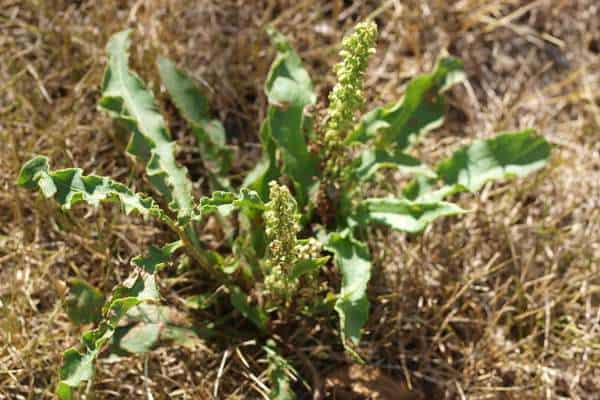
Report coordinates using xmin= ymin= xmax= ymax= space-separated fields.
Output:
xmin=1 ymin=0 xmax=599 ymax=399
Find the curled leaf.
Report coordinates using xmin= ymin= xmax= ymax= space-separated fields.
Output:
xmin=244 ymin=28 xmax=319 ymax=206
xmin=355 ymin=148 xmax=434 ymax=181
xmin=229 ymin=285 xmax=268 ymax=331
xmin=100 ymin=30 xmax=194 ymax=220
xmin=436 ymin=129 xmax=551 ymax=192
xmin=326 ymin=230 xmax=371 ymax=355
xmin=56 ymin=242 xmax=179 ymax=399
xmin=361 ymin=197 xmax=465 ymax=233
xmin=157 ymin=56 xmax=232 ymax=186
xmin=350 ymin=57 xmax=465 ymax=149
xmin=17 ymin=155 xmax=166 ymax=220
xmin=264 ymin=341 xmax=298 ymax=400
xmin=65 ymin=279 xmax=105 ymax=325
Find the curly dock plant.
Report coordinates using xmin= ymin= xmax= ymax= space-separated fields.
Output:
xmin=18 ymin=20 xmax=551 ymax=398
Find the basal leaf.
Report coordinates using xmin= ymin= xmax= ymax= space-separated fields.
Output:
xmin=264 ymin=342 xmax=297 ymax=400
xmin=362 ymin=197 xmax=465 ymax=233
xmin=17 ymin=155 xmax=166 ymax=220
xmin=402 ymin=175 xmax=465 ymax=202
xmin=235 ymin=188 xmax=269 ymax=264
xmin=245 ymin=28 xmax=319 ymax=206
xmin=65 ymin=279 xmax=105 ymax=325
xmin=196 ymin=188 xmax=265 ymax=218
xmin=197 ymin=190 xmax=238 ymax=216
xmin=325 ymin=230 xmax=372 ymax=354
xmin=131 ymin=240 xmax=183 ymax=273
xmin=56 ymin=242 xmax=178 ymax=398
xmin=99 ymin=30 xmax=194 ymax=220
xmin=118 ymin=322 xmax=161 ymax=353
xmin=229 ymin=285 xmax=268 ymax=331
xmin=243 ymin=119 xmax=280 ymax=202
xmin=57 ymin=324 xmax=112 ymax=400
xmin=157 ymin=56 xmax=232 ymax=185
xmin=354 ymin=148 xmax=435 ymax=181
xmin=436 ymin=129 xmax=551 ymax=192
xmin=289 ymin=256 xmax=329 ymax=281
xmin=114 ymin=303 xmax=200 ymax=353
xmin=56 ymin=348 xmax=97 ymax=399
xmin=350 ymin=57 xmax=465 ymax=149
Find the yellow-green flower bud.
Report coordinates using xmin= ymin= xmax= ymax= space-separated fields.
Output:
xmin=264 ymin=181 xmax=300 ymax=302
xmin=323 ymin=20 xmax=378 ymax=179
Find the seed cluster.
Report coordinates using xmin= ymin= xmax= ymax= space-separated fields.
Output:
xmin=264 ymin=181 xmax=322 ymax=305
xmin=264 ymin=181 xmax=301 ymax=302
xmin=323 ymin=20 xmax=378 ymax=179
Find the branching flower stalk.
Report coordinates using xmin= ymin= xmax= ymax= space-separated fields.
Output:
xmin=264 ymin=181 xmax=323 ymax=307
xmin=264 ymin=181 xmax=301 ymax=305
xmin=322 ymin=20 xmax=378 ymax=182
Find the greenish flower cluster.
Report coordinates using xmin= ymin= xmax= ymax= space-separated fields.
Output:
xmin=264 ymin=181 xmax=321 ymax=305
xmin=323 ymin=20 xmax=378 ymax=179
xmin=264 ymin=181 xmax=301 ymax=303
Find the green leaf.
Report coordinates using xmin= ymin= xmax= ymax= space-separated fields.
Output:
xmin=196 ymin=188 xmax=265 ymax=218
xmin=131 ymin=240 xmax=183 ymax=273
xmin=244 ymin=29 xmax=319 ymax=206
xmin=17 ymin=155 xmax=166 ymax=220
xmin=362 ymin=197 xmax=465 ymax=233
xmin=114 ymin=303 xmax=200 ymax=353
xmin=242 ymin=120 xmax=280 ymax=201
xmin=436 ymin=129 xmax=551 ymax=192
xmin=65 ymin=279 xmax=105 ymax=325
xmin=197 ymin=190 xmax=238 ymax=216
xmin=56 ymin=348 xmax=97 ymax=399
xmin=325 ymin=230 xmax=371 ymax=353
xmin=99 ymin=30 xmax=194 ymax=220
xmin=157 ymin=56 xmax=233 ymax=183
xmin=229 ymin=285 xmax=268 ymax=331
xmin=354 ymin=148 xmax=435 ymax=181
xmin=57 ymin=324 xmax=112 ymax=400
xmin=185 ymin=293 xmax=215 ymax=310
xmin=264 ymin=342 xmax=297 ymax=400
xmin=235 ymin=188 xmax=269 ymax=264
xmin=234 ymin=188 xmax=266 ymax=217
xmin=402 ymin=175 xmax=465 ymax=202
xmin=119 ymin=322 xmax=161 ymax=353
xmin=56 ymin=242 xmax=178 ymax=398
xmin=350 ymin=57 xmax=465 ymax=149
xmin=289 ymin=256 xmax=329 ymax=281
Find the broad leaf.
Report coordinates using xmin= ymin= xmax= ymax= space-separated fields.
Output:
xmin=99 ymin=30 xmax=194 ymax=220
xmin=65 ymin=279 xmax=105 ymax=325
xmin=264 ymin=342 xmax=297 ymax=400
xmin=114 ymin=303 xmax=200 ymax=354
xmin=242 ymin=119 xmax=280 ymax=202
xmin=118 ymin=322 xmax=161 ymax=353
xmin=362 ymin=197 xmax=465 ymax=233
xmin=436 ymin=129 xmax=551 ymax=192
xmin=229 ymin=285 xmax=268 ymax=331
xmin=354 ymin=148 xmax=434 ymax=181
xmin=56 ymin=242 xmax=179 ymax=399
xmin=197 ymin=190 xmax=238 ymax=216
xmin=157 ymin=56 xmax=232 ymax=185
xmin=17 ymin=155 xmax=166 ymax=220
xmin=131 ymin=240 xmax=183 ymax=273
xmin=196 ymin=188 xmax=265 ymax=218
xmin=350 ymin=57 xmax=465 ymax=149
xmin=289 ymin=256 xmax=329 ymax=281
xmin=402 ymin=175 xmax=465 ymax=202
xmin=326 ymin=230 xmax=372 ymax=354
xmin=244 ymin=29 xmax=319 ymax=206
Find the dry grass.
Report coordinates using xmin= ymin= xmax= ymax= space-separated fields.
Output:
xmin=1 ymin=0 xmax=599 ymax=399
